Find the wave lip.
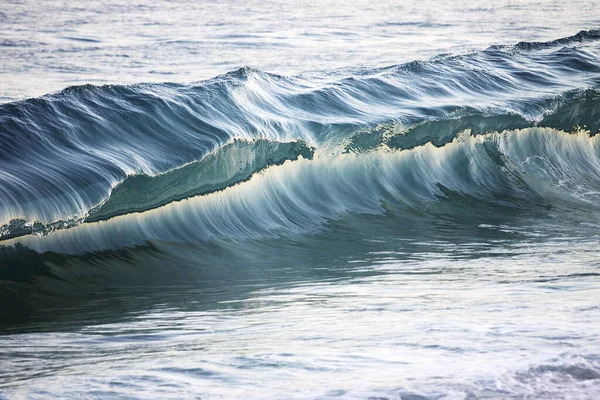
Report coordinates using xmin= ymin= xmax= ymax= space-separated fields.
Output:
xmin=0 ymin=139 xmax=313 ymax=240
xmin=87 ymin=139 xmax=314 ymax=222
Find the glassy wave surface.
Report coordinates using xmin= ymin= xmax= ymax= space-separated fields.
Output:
xmin=1 ymin=30 xmax=600 ymax=399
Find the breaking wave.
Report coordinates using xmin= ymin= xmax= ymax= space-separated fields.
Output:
xmin=1 ymin=29 xmax=600 ymax=252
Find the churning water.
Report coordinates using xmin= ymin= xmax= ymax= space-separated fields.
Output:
xmin=1 ymin=1 xmax=600 ymax=398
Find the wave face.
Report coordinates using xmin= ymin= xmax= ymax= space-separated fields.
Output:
xmin=1 ymin=30 xmax=600 ymax=248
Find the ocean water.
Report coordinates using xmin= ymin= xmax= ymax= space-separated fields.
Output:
xmin=2 ymin=1 xmax=600 ymax=399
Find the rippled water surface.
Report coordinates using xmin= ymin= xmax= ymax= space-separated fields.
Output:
xmin=1 ymin=0 xmax=600 ymax=101
xmin=1 ymin=1 xmax=600 ymax=399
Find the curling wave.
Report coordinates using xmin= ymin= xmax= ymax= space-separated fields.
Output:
xmin=1 ymin=30 xmax=600 ymax=251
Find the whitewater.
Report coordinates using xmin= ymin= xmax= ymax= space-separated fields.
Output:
xmin=1 ymin=1 xmax=600 ymax=399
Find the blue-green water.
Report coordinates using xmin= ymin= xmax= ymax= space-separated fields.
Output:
xmin=1 ymin=1 xmax=600 ymax=398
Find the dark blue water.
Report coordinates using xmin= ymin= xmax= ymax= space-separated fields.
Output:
xmin=1 ymin=2 xmax=600 ymax=398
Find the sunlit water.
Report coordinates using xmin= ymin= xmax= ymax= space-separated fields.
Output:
xmin=1 ymin=1 xmax=600 ymax=399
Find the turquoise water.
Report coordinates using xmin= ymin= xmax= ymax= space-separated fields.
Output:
xmin=1 ymin=1 xmax=600 ymax=398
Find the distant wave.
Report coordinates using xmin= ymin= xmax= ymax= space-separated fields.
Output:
xmin=512 ymin=28 xmax=600 ymax=50
xmin=1 ymin=30 xmax=600 ymax=250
